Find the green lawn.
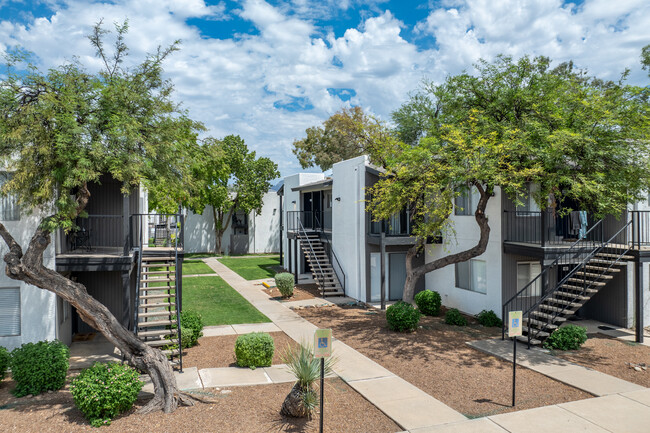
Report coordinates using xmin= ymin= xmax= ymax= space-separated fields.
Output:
xmin=218 ymin=255 xmax=280 ymax=280
xmin=184 ymin=252 xmax=220 ymax=259
xmin=182 ymin=276 xmax=270 ymax=325
xmin=150 ymin=261 xmax=214 ymax=275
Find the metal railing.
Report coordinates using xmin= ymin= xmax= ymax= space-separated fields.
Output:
xmin=503 ymin=210 xmax=600 ymax=247
xmin=287 ymin=211 xmax=331 ymax=232
xmin=369 ymin=210 xmax=414 ymax=236
xmin=323 ymin=241 xmax=346 ymax=293
xmin=63 ymin=214 xmax=125 ymax=253
xmin=630 ymin=210 xmax=650 ymax=248
xmin=296 ymin=217 xmax=328 ymax=297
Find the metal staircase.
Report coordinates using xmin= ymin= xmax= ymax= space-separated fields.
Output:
xmin=503 ymin=219 xmax=633 ymax=347
xmin=296 ymin=224 xmax=345 ymax=297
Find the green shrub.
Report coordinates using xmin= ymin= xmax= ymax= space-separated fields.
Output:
xmin=444 ymin=308 xmax=468 ymax=326
xmin=235 ymin=332 xmax=275 ymax=369
xmin=543 ymin=325 xmax=588 ymax=351
xmin=414 ymin=290 xmax=442 ymax=316
xmin=180 ymin=326 xmax=194 ymax=349
xmin=275 ymin=272 xmax=294 ymax=298
xmin=0 ymin=346 xmax=9 ymax=380
xmin=10 ymin=340 xmax=70 ymax=397
xmin=70 ymin=362 xmax=143 ymax=427
xmin=386 ymin=301 xmax=421 ymax=332
xmin=180 ymin=309 xmax=204 ymax=347
xmin=475 ymin=310 xmax=503 ymax=327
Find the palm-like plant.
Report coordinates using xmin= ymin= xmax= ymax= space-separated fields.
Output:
xmin=280 ymin=343 xmax=335 ymax=418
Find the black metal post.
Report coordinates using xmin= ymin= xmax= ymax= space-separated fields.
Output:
xmin=512 ymin=337 xmax=517 ymax=407
xmin=319 ymin=357 xmax=325 ymax=433
xmin=380 ymin=232 xmax=386 ymax=310
xmin=636 ymin=260 xmax=644 ymax=344
xmin=541 ymin=210 xmax=547 ymax=247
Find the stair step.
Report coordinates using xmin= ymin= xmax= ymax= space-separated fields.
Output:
xmin=596 ymin=253 xmax=633 ymax=260
xmin=139 ymin=311 xmax=174 ymax=318
xmin=523 ymin=318 xmax=559 ymax=330
xmin=142 ymin=270 xmax=175 ymax=275
xmin=161 ymin=348 xmax=180 ymax=356
xmin=516 ymin=335 xmax=542 ymax=345
xmin=138 ymin=328 xmax=178 ymax=337
xmin=573 ymin=271 xmax=613 ymax=280
xmin=142 ymin=256 xmax=176 ymax=261
xmin=530 ymin=311 xmax=568 ymax=321
xmin=322 ymin=291 xmax=345 ymax=297
xmin=553 ymin=292 xmax=590 ymax=301
xmin=545 ymin=297 xmax=582 ymax=307
xmin=525 ymin=327 xmax=551 ymax=338
xmin=589 ymin=258 xmax=626 ymax=266
xmin=567 ymin=278 xmax=606 ymax=286
xmin=561 ymin=284 xmax=600 ymax=293
xmin=140 ymin=294 xmax=175 ymax=300
xmin=143 ymin=338 xmax=177 ymax=347
xmin=138 ymin=319 xmax=175 ymax=328
xmin=539 ymin=304 xmax=576 ymax=314
xmin=141 ymin=277 xmax=176 ymax=283
xmin=585 ymin=265 xmax=620 ymax=273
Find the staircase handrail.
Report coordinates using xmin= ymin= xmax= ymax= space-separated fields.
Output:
xmin=296 ymin=217 xmax=327 ymax=297
xmin=525 ymin=220 xmax=631 ymax=344
xmin=328 ymin=244 xmax=346 ymax=293
xmin=173 ymin=212 xmax=183 ymax=372
xmin=133 ymin=246 xmax=143 ymax=336
xmin=501 ymin=218 xmax=604 ymax=338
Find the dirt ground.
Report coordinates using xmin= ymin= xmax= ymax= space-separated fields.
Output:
xmin=262 ymin=283 xmax=320 ymax=301
xmin=552 ymin=333 xmax=650 ymax=387
xmin=182 ymin=332 xmax=299 ymax=369
xmin=0 ymin=331 xmax=400 ymax=432
xmin=296 ymin=305 xmax=592 ymax=418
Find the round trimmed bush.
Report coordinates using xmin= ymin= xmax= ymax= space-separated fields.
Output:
xmin=10 ymin=340 xmax=70 ymax=397
xmin=414 ymin=290 xmax=442 ymax=316
xmin=543 ymin=325 xmax=587 ymax=351
xmin=386 ymin=301 xmax=421 ymax=332
xmin=275 ymin=272 xmax=295 ymax=298
xmin=235 ymin=332 xmax=275 ymax=369
xmin=444 ymin=308 xmax=468 ymax=326
xmin=180 ymin=309 xmax=204 ymax=347
xmin=0 ymin=346 xmax=9 ymax=380
xmin=475 ymin=310 xmax=503 ymax=327
xmin=70 ymin=362 xmax=143 ymax=427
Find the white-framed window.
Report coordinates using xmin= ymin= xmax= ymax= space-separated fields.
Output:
xmin=455 ymin=187 xmax=480 ymax=216
xmin=0 ymin=172 xmax=20 ymax=221
xmin=0 ymin=287 xmax=21 ymax=336
xmin=455 ymin=259 xmax=487 ymax=294
xmin=517 ymin=261 xmax=542 ymax=297
xmin=325 ymin=192 xmax=332 ymax=209
xmin=516 ymin=183 xmax=541 ymax=214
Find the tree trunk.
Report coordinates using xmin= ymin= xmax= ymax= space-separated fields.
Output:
xmin=401 ymin=182 xmax=492 ymax=303
xmin=212 ymin=205 xmax=234 ymax=255
xmin=280 ymin=383 xmax=313 ymax=418
xmin=0 ymin=222 xmax=196 ymax=414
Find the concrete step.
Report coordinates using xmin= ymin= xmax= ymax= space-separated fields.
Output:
xmin=138 ymin=328 xmax=177 ymax=338
xmin=566 ymin=278 xmax=606 ymax=287
xmin=142 ymin=270 xmax=175 ymax=276
xmin=539 ymin=304 xmax=576 ymax=314
xmin=161 ymin=348 xmax=180 ymax=356
xmin=596 ymin=252 xmax=633 ymax=260
xmin=545 ymin=297 xmax=582 ymax=307
xmin=141 ymin=277 xmax=176 ymax=284
xmin=140 ymin=293 xmax=175 ymax=300
xmin=589 ymin=258 xmax=626 ymax=266
xmin=138 ymin=319 xmax=175 ymax=328
xmin=553 ymin=292 xmax=589 ymax=301
xmin=139 ymin=302 xmax=175 ymax=309
xmin=573 ymin=271 xmax=613 ymax=280
xmin=516 ymin=334 xmax=542 ymax=345
xmin=143 ymin=338 xmax=178 ymax=347
xmin=530 ymin=311 xmax=568 ymax=321
xmin=523 ymin=318 xmax=559 ymax=330
xmin=585 ymin=265 xmax=620 ymax=273
xmin=139 ymin=311 xmax=174 ymax=318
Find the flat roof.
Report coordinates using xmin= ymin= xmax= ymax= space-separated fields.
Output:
xmin=291 ymin=178 xmax=333 ymax=192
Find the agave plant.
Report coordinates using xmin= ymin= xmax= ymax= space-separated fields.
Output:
xmin=280 ymin=343 xmax=335 ymax=418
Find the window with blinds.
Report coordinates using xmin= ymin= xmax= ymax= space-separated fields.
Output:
xmin=455 ymin=259 xmax=487 ymax=294
xmin=0 ymin=172 xmax=20 ymax=221
xmin=517 ymin=262 xmax=542 ymax=297
xmin=0 ymin=287 xmax=20 ymax=336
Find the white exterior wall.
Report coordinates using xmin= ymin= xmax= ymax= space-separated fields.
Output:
xmin=249 ymin=191 xmax=280 ymax=254
xmin=424 ymin=187 xmax=504 ymax=317
xmin=282 ymin=173 xmax=325 ymax=271
xmin=0 ymin=214 xmax=58 ymax=351
xmin=331 ymin=156 xmax=368 ymax=301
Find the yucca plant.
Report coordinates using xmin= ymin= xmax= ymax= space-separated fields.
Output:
xmin=280 ymin=343 xmax=335 ymax=418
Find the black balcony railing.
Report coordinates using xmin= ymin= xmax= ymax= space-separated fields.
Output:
xmin=287 ymin=211 xmax=331 ymax=232
xmin=129 ymin=213 xmax=185 ymax=251
xmin=503 ymin=210 xmax=602 ymax=247
xmin=368 ymin=210 xmax=414 ymax=237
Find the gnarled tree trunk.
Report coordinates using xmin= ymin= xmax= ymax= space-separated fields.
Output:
xmin=402 ymin=182 xmax=492 ymax=303
xmin=280 ymin=383 xmax=313 ymax=418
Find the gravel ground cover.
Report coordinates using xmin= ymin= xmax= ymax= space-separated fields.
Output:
xmin=296 ymin=304 xmax=592 ymax=418
xmin=262 ymin=283 xmax=320 ymax=301
xmin=182 ymin=332 xmax=299 ymax=369
xmin=551 ymin=333 xmax=650 ymax=387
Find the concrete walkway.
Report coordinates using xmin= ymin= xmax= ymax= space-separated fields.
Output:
xmin=203 ymin=258 xmax=466 ymax=431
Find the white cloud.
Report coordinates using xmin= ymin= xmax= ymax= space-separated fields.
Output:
xmin=0 ymin=0 xmax=648 ymax=177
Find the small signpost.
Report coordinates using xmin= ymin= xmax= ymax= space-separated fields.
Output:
xmin=314 ymin=329 xmax=332 ymax=433
xmin=508 ymin=311 xmax=522 ymax=407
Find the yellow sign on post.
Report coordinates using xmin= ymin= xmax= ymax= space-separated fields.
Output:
xmin=314 ymin=329 xmax=332 ymax=358
xmin=508 ymin=311 xmax=523 ymax=338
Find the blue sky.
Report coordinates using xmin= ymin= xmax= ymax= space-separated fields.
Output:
xmin=0 ymin=0 xmax=648 ymax=177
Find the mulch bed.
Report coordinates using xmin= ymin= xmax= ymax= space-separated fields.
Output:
xmin=551 ymin=333 xmax=650 ymax=387
xmin=182 ymin=332 xmax=299 ymax=369
xmin=296 ymin=304 xmax=592 ymax=418
xmin=0 ymin=329 xmax=400 ymax=432
xmin=0 ymin=377 xmax=400 ymax=432
xmin=262 ymin=283 xmax=320 ymax=302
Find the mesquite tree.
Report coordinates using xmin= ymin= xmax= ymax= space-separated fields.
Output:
xmin=370 ymin=54 xmax=650 ymax=303
xmin=0 ymin=22 xmax=203 ymax=413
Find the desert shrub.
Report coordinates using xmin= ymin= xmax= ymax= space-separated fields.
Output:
xmin=275 ymin=272 xmax=295 ymax=298
xmin=235 ymin=332 xmax=275 ymax=369
xmin=386 ymin=301 xmax=421 ymax=332
xmin=70 ymin=362 xmax=143 ymax=427
xmin=0 ymin=346 xmax=9 ymax=380
xmin=543 ymin=325 xmax=588 ymax=351
xmin=475 ymin=310 xmax=503 ymax=327
xmin=180 ymin=309 xmax=204 ymax=347
xmin=10 ymin=340 xmax=70 ymax=397
xmin=414 ymin=290 xmax=441 ymax=316
xmin=444 ymin=308 xmax=468 ymax=326
xmin=180 ymin=326 xmax=194 ymax=349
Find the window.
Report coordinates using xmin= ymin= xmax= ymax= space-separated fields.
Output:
xmin=517 ymin=262 xmax=542 ymax=297
xmin=455 ymin=259 xmax=487 ymax=294
xmin=516 ymin=183 xmax=541 ymax=214
xmin=0 ymin=287 xmax=20 ymax=336
xmin=0 ymin=172 xmax=20 ymax=221
xmin=455 ymin=187 xmax=480 ymax=216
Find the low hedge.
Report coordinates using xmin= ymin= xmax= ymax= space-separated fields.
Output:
xmin=414 ymin=290 xmax=442 ymax=316
xmin=180 ymin=310 xmax=204 ymax=347
xmin=10 ymin=340 xmax=70 ymax=397
xmin=386 ymin=301 xmax=421 ymax=332
xmin=543 ymin=325 xmax=588 ymax=351
xmin=0 ymin=346 xmax=9 ymax=380
xmin=235 ymin=332 xmax=275 ymax=369
xmin=475 ymin=310 xmax=502 ymax=327
xmin=444 ymin=308 xmax=468 ymax=326
xmin=275 ymin=273 xmax=295 ymax=298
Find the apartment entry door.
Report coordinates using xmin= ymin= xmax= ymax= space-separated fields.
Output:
xmin=302 ymin=191 xmax=322 ymax=229
xmin=369 ymin=252 xmax=407 ymax=302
